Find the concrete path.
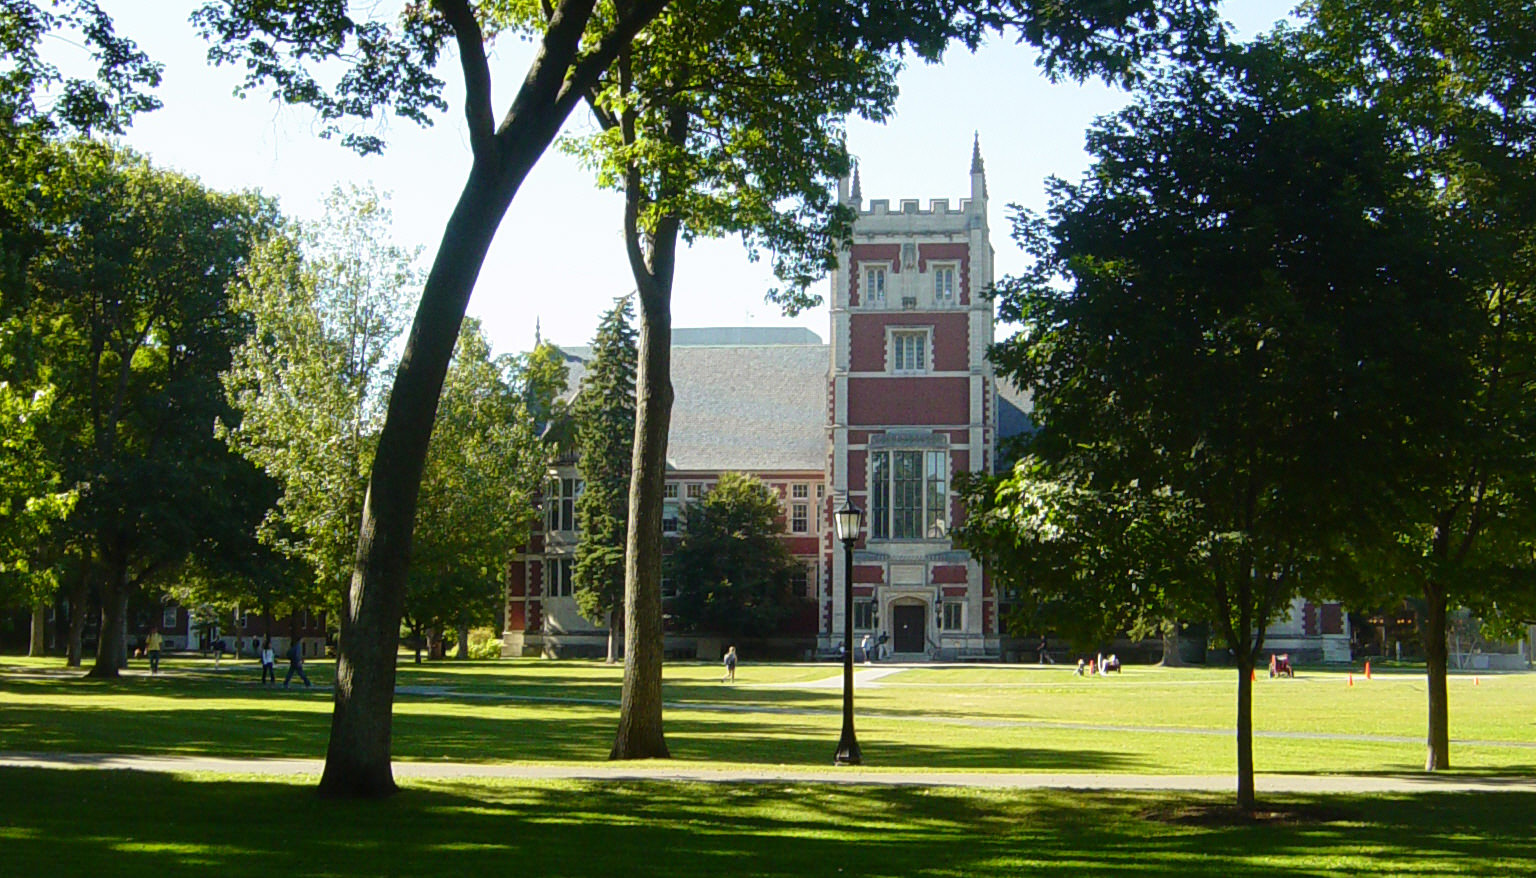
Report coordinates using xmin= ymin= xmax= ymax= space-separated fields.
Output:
xmin=1 ymin=751 xmax=1530 ymax=795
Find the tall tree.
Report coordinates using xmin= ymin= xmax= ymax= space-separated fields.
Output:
xmin=193 ymin=0 xmax=1223 ymax=793
xmin=221 ymin=183 xmax=418 ymax=619
xmin=194 ymin=0 xmax=671 ymax=798
xmin=975 ymin=37 xmax=1470 ymax=810
xmin=571 ymin=294 xmax=637 ymax=664
xmin=665 ymin=472 xmax=800 ymax=640
xmin=407 ymin=318 xmax=557 ymax=659
xmin=0 ymin=382 xmax=75 ymax=655
xmin=1303 ymin=0 xmax=1536 ymax=771
xmin=21 ymin=140 xmax=276 ymax=677
xmin=572 ymin=0 xmax=1227 ymax=760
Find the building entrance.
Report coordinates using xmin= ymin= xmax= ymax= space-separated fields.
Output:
xmin=893 ymin=604 xmax=926 ymax=654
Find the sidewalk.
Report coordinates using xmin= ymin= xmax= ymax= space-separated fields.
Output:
xmin=1 ymin=751 xmax=1530 ymax=794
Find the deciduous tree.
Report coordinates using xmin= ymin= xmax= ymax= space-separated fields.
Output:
xmin=665 ymin=472 xmax=800 ymax=640
xmin=1305 ymin=0 xmax=1536 ymax=773
xmin=973 ymin=37 xmax=1470 ymax=809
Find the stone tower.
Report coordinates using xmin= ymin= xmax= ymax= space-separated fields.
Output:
xmin=824 ymin=139 xmax=1000 ymax=659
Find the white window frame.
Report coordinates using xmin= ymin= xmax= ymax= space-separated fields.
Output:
xmin=663 ymin=483 xmax=678 ymax=499
xmin=791 ymin=483 xmax=808 ymax=500
xmin=791 ymin=502 xmax=809 ymax=534
xmin=862 ymin=264 xmax=888 ymax=307
xmin=546 ymin=557 xmax=574 ymax=598
xmin=932 ymin=263 xmax=957 ymax=303
xmin=869 ymin=448 xmax=949 ymax=541
xmin=942 ymin=601 xmax=965 ymax=632
xmin=686 ymin=483 xmax=702 ymax=500
xmin=888 ymin=328 xmax=931 ymax=374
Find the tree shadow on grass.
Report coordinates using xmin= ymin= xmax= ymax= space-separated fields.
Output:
xmin=2 ymin=767 xmax=1533 ymax=877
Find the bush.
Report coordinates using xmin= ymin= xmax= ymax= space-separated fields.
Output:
xmin=466 ymin=627 xmax=503 ymax=660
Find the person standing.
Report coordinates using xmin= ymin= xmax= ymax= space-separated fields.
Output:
xmin=722 ymin=646 xmax=738 ymax=683
xmin=860 ymin=633 xmax=873 ymax=665
xmin=260 ymin=639 xmax=276 ymax=684
xmin=283 ymin=640 xmax=312 ymax=688
xmin=146 ymin=628 xmax=163 ymax=674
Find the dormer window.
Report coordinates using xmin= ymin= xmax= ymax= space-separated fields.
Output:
xmin=863 ymin=266 xmax=887 ymax=307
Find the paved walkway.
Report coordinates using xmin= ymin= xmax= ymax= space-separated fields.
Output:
xmin=1 ymin=751 xmax=1530 ymax=794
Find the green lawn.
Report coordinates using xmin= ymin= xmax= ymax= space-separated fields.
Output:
xmin=3 ymin=656 xmax=1533 ymax=776
xmin=3 ymin=657 xmax=1533 ymax=876
xmin=1 ymin=768 xmax=1532 ymax=877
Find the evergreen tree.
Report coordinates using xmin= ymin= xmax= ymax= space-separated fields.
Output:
xmin=572 ymin=295 xmax=637 ymax=664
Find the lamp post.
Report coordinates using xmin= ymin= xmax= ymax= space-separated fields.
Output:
xmin=833 ymin=498 xmax=864 ymax=765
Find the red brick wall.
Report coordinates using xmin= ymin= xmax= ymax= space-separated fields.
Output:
xmin=849 ymin=243 xmax=901 ymax=306
xmin=848 ymin=377 xmax=969 ymax=425
xmin=849 ymin=312 xmax=971 ymax=372
xmin=917 ymin=242 xmax=971 ymax=304
xmin=932 ymin=565 xmax=968 ymax=584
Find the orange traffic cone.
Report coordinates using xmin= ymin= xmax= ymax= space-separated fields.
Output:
xmin=1365 ymin=660 xmax=1372 ymax=679
xmin=1251 ymin=668 xmax=1257 ymax=682
xmin=1348 ymin=673 xmax=1354 ymax=687
xmin=1474 ymin=676 xmax=1480 ymax=686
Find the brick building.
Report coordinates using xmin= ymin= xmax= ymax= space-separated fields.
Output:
xmin=503 ymin=142 xmax=1349 ymax=663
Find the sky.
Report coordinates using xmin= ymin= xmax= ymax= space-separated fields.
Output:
xmin=73 ymin=1 xmax=1296 ymax=355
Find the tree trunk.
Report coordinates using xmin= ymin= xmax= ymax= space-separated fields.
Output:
xmin=29 ymin=605 xmax=47 ymax=657
xmin=87 ymin=571 xmax=128 ymax=679
xmin=318 ymin=159 xmax=531 ymax=799
xmin=610 ymin=275 xmax=672 ymax=760
xmin=1235 ymin=651 xmax=1256 ymax=811
xmin=455 ymin=624 xmax=469 ymax=659
xmin=1423 ymin=579 xmax=1450 ymax=771
xmin=1158 ymin=619 xmax=1184 ymax=667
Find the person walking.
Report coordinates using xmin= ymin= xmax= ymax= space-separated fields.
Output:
xmin=722 ymin=646 xmax=738 ymax=683
xmin=260 ymin=639 xmax=276 ymax=684
xmin=283 ymin=640 xmax=312 ymax=688
xmin=861 ymin=633 xmax=873 ymax=665
xmin=146 ymin=627 xmax=163 ymax=674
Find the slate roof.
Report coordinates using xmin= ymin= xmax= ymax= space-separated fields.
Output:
xmin=667 ymin=343 xmax=829 ymax=472
xmin=554 ymin=328 xmax=829 ymax=473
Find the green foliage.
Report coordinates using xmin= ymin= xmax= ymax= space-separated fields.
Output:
xmin=6 ymin=138 xmax=276 ymax=670
xmin=665 ymin=472 xmax=800 ymax=638
xmin=1 ymin=0 xmax=162 ymax=135
xmin=464 ymin=626 xmax=503 ymax=659
xmin=407 ymin=318 xmax=555 ymax=638
xmin=572 ymin=295 xmax=636 ymax=626
xmin=220 ymin=183 xmax=419 ymax=612
xmin=979 ymin=36 xmax=1470 ymax=652
xmin=0 ymin=382 xmax=74 ymax=609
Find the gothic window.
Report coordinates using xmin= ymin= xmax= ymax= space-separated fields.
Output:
xmin=870 ymin=449 xmax=948 ymax=540
xmin=933 ymin=265 xmax=956 ymax=303
xmin=863 ymin=265 xmax=887 ymax=307
xmin=891 ymin=329 xmax=929 ymax=373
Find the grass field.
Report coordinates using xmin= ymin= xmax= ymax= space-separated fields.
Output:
xmin=2 ymin=656 xmax=1532 ymax=876
xmin=3 ymin=656 xmax=1532 ymax=775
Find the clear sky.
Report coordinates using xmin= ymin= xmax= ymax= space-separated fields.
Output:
xmin=75 ymin=1 xmax=1296 ymax=355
